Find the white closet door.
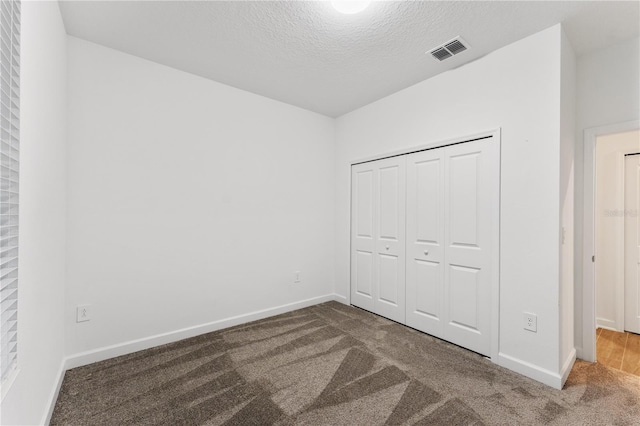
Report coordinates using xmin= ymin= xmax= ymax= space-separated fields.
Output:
xmin=351 ymin=157 xmax=406 ymax=323
xmin=374 ymin=157 xmax=406 ymax=323
xmin=443 ymin=138 xmax=498 ymax=356
xmin=352 ymin=137 xmax=498 ymax=356
xmin=625 ymin=154 xmax=640 ymax=334
xmin=351 ymin=163 xmax=376 ymax=312
xmin=406 ymin=149 xmax=445 ymax=336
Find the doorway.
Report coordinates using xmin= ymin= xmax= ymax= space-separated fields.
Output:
xmin=590 ymin=128 xmax=640 ymax=375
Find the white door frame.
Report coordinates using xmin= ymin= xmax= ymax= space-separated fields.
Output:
xmin=349 ymin=128 xmax=501 ymax=362
xmin=582 ymin=120 xmax=640 ymax=362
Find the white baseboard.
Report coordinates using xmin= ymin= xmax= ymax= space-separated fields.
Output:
xmin=333 ymin=293 xmax=348 ymax=305
xmin=44 ymin=295 xmax=578 ymax=421
xmin=41 ymin=360 xmax=66 ymax=425
xmin=65 ymin=294 xmax=337 ymax=370
xmin=497 ymin=352 xmax=565 ymax=389
xmin=560 ymin=348 xmax=577 ymax=388
xmin=596 ymin=318 xmax=621 ymax=332
xmin=42 ymin=294 xmax=342 ymax=424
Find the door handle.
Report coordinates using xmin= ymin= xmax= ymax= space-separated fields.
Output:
xmin=385 ymin=245 xmax=390 ymax=250
xmin=424 ymin=250 xmax=429 ymax=256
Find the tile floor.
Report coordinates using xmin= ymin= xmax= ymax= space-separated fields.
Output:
xmin=596 ymin=328 xmax=640 ymax=376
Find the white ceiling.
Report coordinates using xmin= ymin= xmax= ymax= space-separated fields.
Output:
xmin=59 ymin=1 xmax=640 ymax=117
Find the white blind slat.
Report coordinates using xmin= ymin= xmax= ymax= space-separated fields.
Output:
xmin=0 ymin=278 xmax=17 ymax=292
xmin=0 ymin=0 xmax=19 ymax=384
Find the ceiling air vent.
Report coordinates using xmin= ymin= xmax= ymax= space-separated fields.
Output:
xmin=444 ymin=39 xmax=467 ymax=55
xmin=430 ymin=47 xmax=452 ymax=61
xmin=429 ymin=37 xmax=469 ymax=61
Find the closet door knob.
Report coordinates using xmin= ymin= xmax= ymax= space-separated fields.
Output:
xmin=424 ymin=250 xmax=429 ymax=255
xmin=385 ymin=245 xmax=390 ymax=250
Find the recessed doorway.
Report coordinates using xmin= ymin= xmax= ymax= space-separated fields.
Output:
xmin=585 ymin=125 xmax=640 ymax=370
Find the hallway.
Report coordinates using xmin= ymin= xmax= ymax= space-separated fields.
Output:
xmin=597 ymin=328 xmax=640 ymax=376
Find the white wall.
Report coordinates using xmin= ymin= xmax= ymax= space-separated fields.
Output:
xmin=594 ymin=130 xmax=640 ymax=331
xmin=65 ymin=37 xmax=335 ymax=358
xmin=335 ymin=25 xmax=567 ymax=387
xmin=559 ymin=28 xmax=576 ymax=377
xmin=574 ymin=37 xmax=640 ymax=354
xmin=1 ymin=2 xmax=67 ymax=425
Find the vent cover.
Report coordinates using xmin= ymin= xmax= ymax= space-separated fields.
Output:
xmin=429 ymin=37 xmax=469 ymax=61
xmin=430 ymin=47 xmax=452 ymax=61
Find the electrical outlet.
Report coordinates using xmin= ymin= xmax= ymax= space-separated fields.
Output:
xmin=77 ymin=305 xmax=91 ymax=323
xmin=523 ymin=312 xmax=537 ymax=332
xmin=293 ymin=271 xmax=301 ymax=284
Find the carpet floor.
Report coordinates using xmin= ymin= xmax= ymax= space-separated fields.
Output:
xmin=51 ymin=301 xmax=640 ymax=425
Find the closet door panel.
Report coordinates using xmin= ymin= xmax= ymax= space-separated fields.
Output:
xmin=354 ymin=251 xmax=374 ymax=298
xmin=374 ymin=157 xmax=406 ymax=323
xmin=406 ymin=150 xmax=445 ymax=336
xmin=449 ymin=152 xmax=480 ymax=248
xmin=443 ymin=138 xmax=497 ymax=357
xmin=378 ymin=165 xmax=401 ymax=241
xmin=448 ymin=264 xmax=480 ymax=330
xmin=378 ymin=254 xmax=400 ymax=303
xmin=414 ymin=260 xmax=441 ymax=318
xmin=351 ymin=164 xmax=376 ymax=312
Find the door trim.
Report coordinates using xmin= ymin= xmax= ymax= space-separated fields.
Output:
xmin=351 ymin=129 xmax=501 ymax=166
xmin=582 ymin=120 xmax=640 ymax=362
xmin=349 ymin=128 xmax=501 ymax=363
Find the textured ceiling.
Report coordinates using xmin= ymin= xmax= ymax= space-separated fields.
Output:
xmin=59 ymin=1 xmax=640 ymax=117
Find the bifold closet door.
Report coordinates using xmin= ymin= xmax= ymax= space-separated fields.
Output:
xmin=406 ymin=138 xmax=498 ymax=357
xmin=442 ymin=138 xmax=498 ymax=356
xmin=351 ymin=157 xmax=406 ymax=323
xmin=405 ymin=148 xmax=445 ymax=337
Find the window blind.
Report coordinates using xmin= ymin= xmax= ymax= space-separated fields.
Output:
xmin=0 ymin=0 xmax=19 ymax=383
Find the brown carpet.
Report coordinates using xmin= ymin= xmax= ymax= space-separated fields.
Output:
xmin=51 ymin=301 xmax=640 ymax=425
